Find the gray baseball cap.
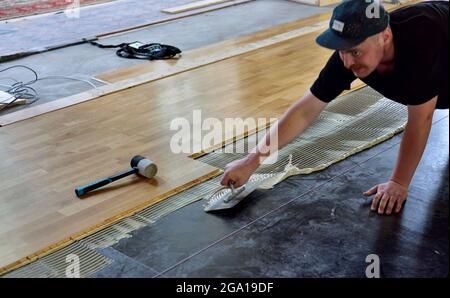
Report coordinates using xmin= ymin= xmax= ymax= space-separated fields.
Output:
xmin=316 ymin=0 xmax=390 ymax=50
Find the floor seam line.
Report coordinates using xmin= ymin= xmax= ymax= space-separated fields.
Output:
xmin=95 ymin=247 xmax=159 ymax=276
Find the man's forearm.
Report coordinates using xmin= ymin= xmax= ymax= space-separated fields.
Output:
xmin=390 ymin=117 xmax=433 ymax=187
xmin=249 ymin=110 xmax=311 ymax=162
xmin=247 ymin=91 xmax=327 ymax=166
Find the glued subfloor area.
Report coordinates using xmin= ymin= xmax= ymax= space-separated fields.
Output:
xmin=92 ymin=110 xmax=449 ymax=278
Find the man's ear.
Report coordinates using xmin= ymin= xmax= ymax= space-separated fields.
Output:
xmin=382 ymin=27 xmax=392 ymax=44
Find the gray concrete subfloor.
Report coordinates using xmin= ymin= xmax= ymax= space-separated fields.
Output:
xmin=0 ymin=0 xmax=191 ymax=55
xmin=0 ymin=0 xmax=332 ymax=115
xmin=91 ymin=110 xmax=449 ymax=278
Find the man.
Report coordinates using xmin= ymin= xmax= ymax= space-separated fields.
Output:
xmin=220 ymin=0 xmax=449 ymax=215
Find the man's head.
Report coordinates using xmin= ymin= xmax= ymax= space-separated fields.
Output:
xmin=316 ymin=0 xmax=392 ymax=78
xmin=338 ymin=28 xmax=393 ymax=78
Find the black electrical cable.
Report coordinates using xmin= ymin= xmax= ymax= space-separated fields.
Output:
xmin=87 ymin=39 xmax=182 ymax=60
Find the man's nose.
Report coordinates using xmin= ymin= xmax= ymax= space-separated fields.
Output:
xmin=342 ymin=53 xmax=355 ymax=69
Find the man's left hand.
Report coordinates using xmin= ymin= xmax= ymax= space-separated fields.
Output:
xmin=363 ymin=180 xmax=408 ymax=215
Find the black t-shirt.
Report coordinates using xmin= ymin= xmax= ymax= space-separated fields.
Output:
xmin=310 ymin=1 xmax=449 ymax=109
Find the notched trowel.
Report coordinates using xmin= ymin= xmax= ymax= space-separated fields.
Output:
xmin=203 ymin=175 xmax=275 ymax=212
xmin=203 ymin=154 xmax=299 ymax=212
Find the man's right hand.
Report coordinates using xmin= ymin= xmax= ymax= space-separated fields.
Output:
xmin=220 ymin=155 xmax=260 ymax=188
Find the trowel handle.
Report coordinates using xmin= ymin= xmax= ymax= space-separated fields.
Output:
xmin=229 ymin=181 xmax=236 ymax=194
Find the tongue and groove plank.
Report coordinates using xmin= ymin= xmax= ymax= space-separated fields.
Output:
xmin=0 ymin=30 xmax=330 ymax=273
xmin=0 ymin=1 xmax=410 ymax=126
xmin=162 ymin=0 xmax=235 ymax=14
xmin=94 ymin=0 xmax=409 ymax=84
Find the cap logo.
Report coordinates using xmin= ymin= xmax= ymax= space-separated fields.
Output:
xmin=332 ymin=20 xmax=345 ymax=32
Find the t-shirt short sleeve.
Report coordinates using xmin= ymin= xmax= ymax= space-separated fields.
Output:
xmin=399 ymin=18 xmax=443 ymax=106
xmin=310 ymin=51 xmax=356 ymax=103
xmin=385 ymin=1 xmax=448 ymax=108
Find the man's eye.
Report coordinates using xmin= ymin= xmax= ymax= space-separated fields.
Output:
xmin=352 ymin=51 xmax=361 ymax=57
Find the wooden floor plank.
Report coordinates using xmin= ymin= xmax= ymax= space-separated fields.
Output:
xmin=0 ymin=1 xmax=412 ymax=127
xmin=95 ymin=12 xmax=332 ymax=84
xmin=95 ymin=0 xmax=413 ymax=84
xmin=0 ymin=31 xmax=333 ymax=272
xmin=162 ymin=0 xmax=234 ymax=14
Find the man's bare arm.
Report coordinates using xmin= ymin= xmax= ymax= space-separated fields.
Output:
xmin=390 ymin=96 xmax=437 ymax=186
xmin=221 ymin=90 xmax=328 ymax=187
xmin=365 ymin=96 xmax=437 ymax=214
xmin=248 ymin=90 xmax=328 ymax=165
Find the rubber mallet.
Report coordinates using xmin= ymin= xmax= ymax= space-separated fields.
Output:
xmin=75 ymin=155 xmax=157 ymax=198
